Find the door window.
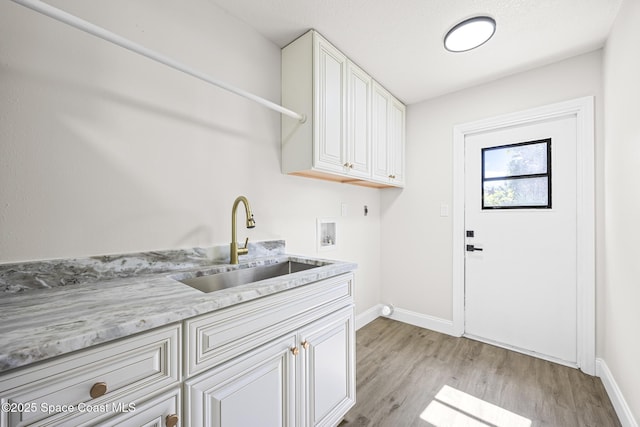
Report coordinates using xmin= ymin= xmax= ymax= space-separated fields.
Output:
xmin=482 ymin=139 xmax=551 ymax=209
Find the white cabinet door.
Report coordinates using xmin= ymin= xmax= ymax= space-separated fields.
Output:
xmin=313 ymin=35 xmax=347 ymax=173
xmin=371 ymin=82 xmax=405 ymax=186
xmin=185 ymin=333 xmax=297 ymax=427
xmin=388 ymin=98 xmax=406 ymax=186
xmin=346 ymin=61 xmax=371 ymax=179
xmin=371 ymin=82 xmax=390 ymax=182
xmin=299 ymin=307 xmax=355 ymax=427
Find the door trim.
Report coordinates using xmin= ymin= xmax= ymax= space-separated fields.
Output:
xmin=452 ymin=97 xmax=595 ymax=374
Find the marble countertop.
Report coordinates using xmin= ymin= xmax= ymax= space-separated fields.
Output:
xmin=0 ymin=242 xmax=356 ymax=374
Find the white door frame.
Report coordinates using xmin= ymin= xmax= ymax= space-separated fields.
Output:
xmin=451 ymin=97 xmax=595 ymax=375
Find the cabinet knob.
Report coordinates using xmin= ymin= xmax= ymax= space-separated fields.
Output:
xmin=301 ymin=340 xmax=310 ymax=350
xmin=343 ymin=162 xmax=350 ymax=167
xmin=166 ymin=414 xmax=179 ymax=427
xmin=291 ymin=346 xmax=299 ymax=356
xmin=89 ymin=382 xmax=107 ymax=399
xmin=388 ymin=174 xmax=396 ymax=179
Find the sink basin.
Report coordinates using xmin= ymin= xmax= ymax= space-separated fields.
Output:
xmin=177 ymin=261 xmax=319 ymax=293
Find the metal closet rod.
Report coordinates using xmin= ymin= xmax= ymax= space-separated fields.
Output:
xmin=10 ymin=0 xmax=306 ymax=123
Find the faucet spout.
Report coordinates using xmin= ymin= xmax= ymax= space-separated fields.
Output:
xmin=230 ymin=196 xmax=255 ymax=264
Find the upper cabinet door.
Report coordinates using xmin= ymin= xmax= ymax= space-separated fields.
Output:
xmin=389 ymin=98 xmax=406 ymax=186
xmin=371 ymin=82 xmax=405 ymax=186
xmin=372 ymin=82 xmax=390 ymax=181
xmin=346 ymin=62 xmax=372 ymax=179
xmin=313 ymin=35 xmax=347 ymax=173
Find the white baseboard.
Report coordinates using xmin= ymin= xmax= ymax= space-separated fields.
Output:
xmin=388 ymin=307 xmax=456 ymax=336
xmin=596 ymin=358 xmax=638 ymax=427
xmin=355 ymin=305 xmax=456 ymax=336
xmin=355 ymin=304 xmax=383 ymax=330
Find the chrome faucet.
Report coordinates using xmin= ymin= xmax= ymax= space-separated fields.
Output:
xmin=230 ymin=196 xmax=255 ymax=264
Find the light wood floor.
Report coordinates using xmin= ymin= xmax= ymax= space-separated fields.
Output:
xmin=340 ymin=318 xmax=620 ymax=427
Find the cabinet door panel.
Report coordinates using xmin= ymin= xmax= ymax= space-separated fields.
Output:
xmin=347 ymin=62 xmax=371 ymax=178
xmin=371 ymin=84 xmax=390 ymax=180
xmin=185 ymin=334 xmax=296 ymax=427
xmin=389 ymin=98 xmax=406 ymax=185
xmin=314 ymin=37 xmax=346 ymax=172
xmin=299 ymin=307 xmax=355 ymax=427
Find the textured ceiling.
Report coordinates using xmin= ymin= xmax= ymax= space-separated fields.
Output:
xmin=211 ymin=0 xmax=622 ymax=104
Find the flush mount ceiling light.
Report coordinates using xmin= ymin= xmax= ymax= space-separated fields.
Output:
xmin=444 ymin=16 xmax=496 ymax=52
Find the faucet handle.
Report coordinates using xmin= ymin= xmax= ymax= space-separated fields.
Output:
xmin=236 ymin=237 xmax=250 ymax=258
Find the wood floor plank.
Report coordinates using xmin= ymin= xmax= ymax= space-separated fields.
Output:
xmin=340 ymin=318 xmax=620 ymax=427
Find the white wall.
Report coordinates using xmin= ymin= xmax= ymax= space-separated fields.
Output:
xmin=603 ymin=0 xmax=640 ymax=421
xmin=0 ymin=0 xmax=381 ymax=314
xmin=380 ymin=51 xmax=604 ymax=331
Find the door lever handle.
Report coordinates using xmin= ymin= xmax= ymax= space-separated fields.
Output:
xmin=466 ymin=244 xmax=483 ymax=252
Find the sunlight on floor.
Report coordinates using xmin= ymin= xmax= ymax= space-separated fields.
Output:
xmin=420 ymin=385 xmax=532 ymax=427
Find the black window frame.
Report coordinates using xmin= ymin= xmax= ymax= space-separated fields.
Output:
xmin=481 ymin=138 xmax=552 ymax=210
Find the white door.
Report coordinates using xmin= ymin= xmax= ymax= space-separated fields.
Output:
xmin=464 ymin=115 xmax=578 ymax=365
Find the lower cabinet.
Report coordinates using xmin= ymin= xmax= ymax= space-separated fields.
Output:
xmin=185 ymin=306 xmax=355 ymax=427
xmin=0 ymin=272 xmax=356 ymax=427
xmin=0 ymin=324 xmax=181 ymax=427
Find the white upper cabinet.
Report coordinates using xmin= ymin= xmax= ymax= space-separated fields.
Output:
xmin=282 ymin=30 xmax=404 ymax=188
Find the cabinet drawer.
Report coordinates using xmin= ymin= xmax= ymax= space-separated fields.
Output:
xmin=0 ymin=324 xmax=180 ymax=427
xmin=99 ymin=388 xmax=181 ymax=427
xmin=185 ymin=273 xmax=353 ymax=377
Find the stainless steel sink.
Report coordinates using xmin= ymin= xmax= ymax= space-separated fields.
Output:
xmin=177 ymin=261 xmax=319 ymax=293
